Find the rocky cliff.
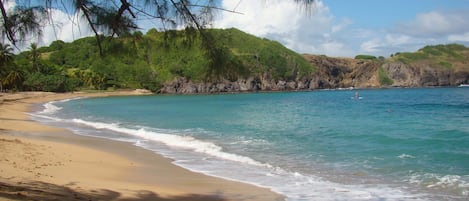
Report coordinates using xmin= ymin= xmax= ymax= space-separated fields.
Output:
xmin=159 ymin=45 xmax=469 ymax=94
xmin=382 ymin=62 xmax=469 ymax=87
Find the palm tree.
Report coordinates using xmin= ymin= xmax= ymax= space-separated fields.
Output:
xmin=0 ymin=43 xmax=14 ymax=92
xmin=0 ymin=43 xmax=13 ymax=66
xmin=3 ymin=68 xmax=24 ymax=90
xmin=29 ymin=43 xmax=40 ymax=72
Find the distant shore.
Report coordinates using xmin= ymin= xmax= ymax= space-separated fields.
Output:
xmin=0 ymin=91 xmax=283 ymax=201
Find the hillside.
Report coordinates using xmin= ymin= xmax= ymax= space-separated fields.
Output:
xmin=303 ymin=44 xmax=469 ymax=89
xmin=5 ymin=28 xmax=313 ymax=92
xmin=384 ymin=44 xmax=469 ymax=87
xmin=3 ymin=29 xmax=469 ymax=93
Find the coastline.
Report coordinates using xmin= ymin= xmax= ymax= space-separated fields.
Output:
xmin=0 ymin=91 xmax=284 ymax=201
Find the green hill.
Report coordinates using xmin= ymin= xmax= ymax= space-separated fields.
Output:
xmin=390 ymin=44 xmax=469 ymax=71
xmin=6 ymin=28 xmax=313 ymax=92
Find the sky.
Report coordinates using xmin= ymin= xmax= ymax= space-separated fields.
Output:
xmin=213 ymin=0 xmax=469 ymax=57
xmin=5 ymin=0 xmax=469 ymax=58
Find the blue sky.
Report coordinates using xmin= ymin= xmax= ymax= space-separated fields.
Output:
xmin=214 ymin=0 xmax=469 ymax=57
xmin=327 ymin=0 xmax=468 ymax=28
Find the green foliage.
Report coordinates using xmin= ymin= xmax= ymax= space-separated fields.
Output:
xmin=208 ymin=28 xmax=314 ymax=80
xmin=419 ymin=44 xmax=465 ymax=60
xmin=392 ymin=44 xmax=468 ymax=66
xmin=395 ymin=52 xmax=428 ymax=64
xmin=23 ymin=72 xmax=77 ymax=92
xmin=378 ymin=66 xmax=393 ymax=86
xmin=354 ymin=55 xmax=377 ymax=60
xmin=438 ymin=61 xmax=453 ymax=69
xmin=6 ymin=28 xmax=313 ymax=92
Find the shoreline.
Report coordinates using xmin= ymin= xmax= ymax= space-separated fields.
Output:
xmin=0 ymin=91 xmax=284 ymax=201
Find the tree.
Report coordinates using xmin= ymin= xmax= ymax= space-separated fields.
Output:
xmin=0 ymin=42 xmax=14 ymax=91
xmin=3 ymin=67 xmax=23 ymax=90
xmin=0 ymin=42 xmax=13 ymax=65
xmin=29 ymin=43 xmax=40 ymax=72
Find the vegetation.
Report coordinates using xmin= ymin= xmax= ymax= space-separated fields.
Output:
xmin=1 ymin=0 xmax=317 ymax=93
xmin=354 ymin=55 xmax=377 ymax=60
xmin=390 ymin=44 xmax=469 ymax=69
xmin=0 ymin=28 xmax=313 ymax=92
xmin=378 ymin=66 xmax=393 ymax=86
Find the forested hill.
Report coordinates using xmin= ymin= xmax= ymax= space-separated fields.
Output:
xmin=4 ymin=28 xmax=313 ymax=92
xmin=3 ymin=28 xmax=469 ymax=93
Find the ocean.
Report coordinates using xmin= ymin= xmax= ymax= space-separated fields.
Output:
xmin=32 ymin=88 xmax=469 ymax=201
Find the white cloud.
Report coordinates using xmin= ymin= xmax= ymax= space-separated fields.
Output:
xmin=215 ymin=0 xmax=300 ymax=36
xmin=448 ymin=32 xmax=469 ymax=42
xmin=215 ymin=0 xmax=354 ymax=57
xmin=36 ymin=9 xmax=94 ymax=47
xmin=332 ymin=18 xmax=352 ymax=33
xmin=321 ymin=40 xmax=354 ymax=56
xmin=397 ymin=10 xmax=469 ymax=37
xmin=385 ymin=34 xmax=411 ymax=46
xmin=360 ymin=38 xmax=381 ymax=53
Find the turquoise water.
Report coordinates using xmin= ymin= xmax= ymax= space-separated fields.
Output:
xmin=33 ymin=88 xmax=469 ymax=200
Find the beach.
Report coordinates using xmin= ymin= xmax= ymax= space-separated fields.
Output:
xmin=0 ymin=91 xmax=283 ymax=201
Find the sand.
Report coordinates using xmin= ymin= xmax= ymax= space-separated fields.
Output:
xmin=0 ymin=91 xmax=284 ymax=201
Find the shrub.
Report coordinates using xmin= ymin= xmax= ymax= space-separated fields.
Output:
xmin=355 ymin=55 xmax=377 ymax=60
xmin=378 ymin=66 xmax=394 ymax=86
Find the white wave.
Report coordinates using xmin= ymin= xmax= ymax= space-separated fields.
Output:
xmin=407 ymin=172 xmax=469 ymax=195
xmin=71 ymin=118 xmax=270 ymax=167
xmin=398 ymin=154 xmax=416 ymax=159
xmin=427 ymin=175 xmax=462 ymax=188
xmin=38 ymin=97 xmax=83 ymax=115
xmin=39 ymin=102 xmax=63 ymax=114
xmin=30 ymin=113 xmax=64 ymax=122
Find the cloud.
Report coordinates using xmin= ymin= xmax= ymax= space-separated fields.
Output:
xmin=215 ymin=0 xmax=303 ymax=36
xmin=360 ymin=38 xmax=382 ymax=53
xmin=214 ymin=0 xmax=355 ymax=57
xmin=37 ymin=9 xmax=94 ymax=47
xmin=397 ymin=10 xmax=469 ymax=37
xmin=448 ymin=32 xmax=469 ymax=42
xmin=358 ymin=33 xmax=425 ymax=56
xmin=356 ymin=9 xmax=469 ymax=56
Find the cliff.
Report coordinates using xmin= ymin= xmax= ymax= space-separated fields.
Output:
xmin=160 ymin=45 xmax=469 ymax=94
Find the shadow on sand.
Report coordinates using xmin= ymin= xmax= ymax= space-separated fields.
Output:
xmin=0 ymin=180 xmax=227 ymax=201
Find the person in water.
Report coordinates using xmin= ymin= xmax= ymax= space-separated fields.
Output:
xmin=354 ymin=91 xmax=359 ymax=100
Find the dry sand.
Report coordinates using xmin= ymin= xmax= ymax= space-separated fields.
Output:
xmin=0 ymin=91 xmax=284 ymax=201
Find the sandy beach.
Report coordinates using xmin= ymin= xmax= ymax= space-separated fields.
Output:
xmin=0 ymin=91 xmax=283 ymax=201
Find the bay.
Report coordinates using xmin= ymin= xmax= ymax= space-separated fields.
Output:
xmin=33 ymin=88 xmax=469 ymax=200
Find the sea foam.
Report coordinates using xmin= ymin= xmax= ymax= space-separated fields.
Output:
xmin=38 ymin=98 xmax=83 ymax=115
xmin=72 ymin=118 xmax=269 ymax=167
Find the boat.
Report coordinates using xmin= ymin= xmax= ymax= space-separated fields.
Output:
xmin=458 ymin=84 xmax=469 ymax=87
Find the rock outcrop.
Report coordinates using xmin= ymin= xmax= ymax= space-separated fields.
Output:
xmin=382 ymin=62 xmax=469 ymax=87
xmin=158 ymin=54 xmax=469 ymax=94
